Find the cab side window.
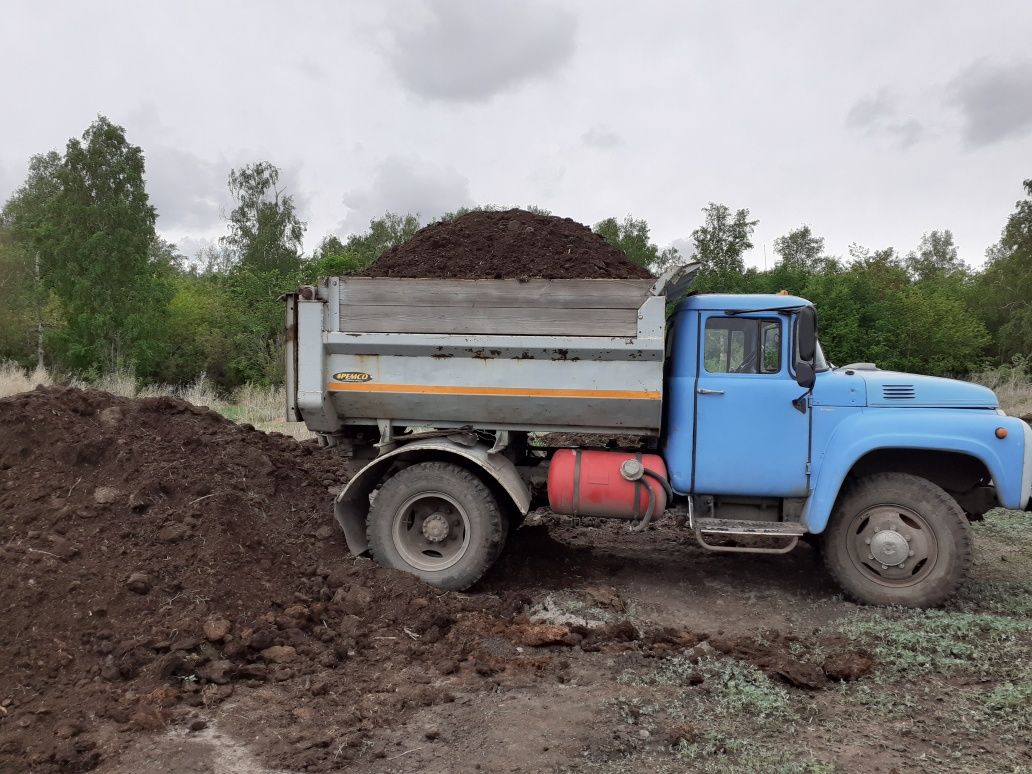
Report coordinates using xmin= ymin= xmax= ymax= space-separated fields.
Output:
xmin=704 ymin=317 xmax=781 ymax=374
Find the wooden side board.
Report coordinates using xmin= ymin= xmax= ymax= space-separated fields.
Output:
xmin=338 ymin=278 xmax=654 ymax=309
xmin=339 ymin=305 xmax=637 ymax=336
xmin=336 ymin=277 xmax=652 ymax=336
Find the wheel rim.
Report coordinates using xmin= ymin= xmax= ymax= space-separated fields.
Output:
xmin=391 ymin=491 xmax=471 ymax=572
xmin=846 ymin=503 xmax=938 ymax=587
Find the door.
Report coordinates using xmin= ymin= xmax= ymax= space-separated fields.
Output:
xmin=692 ymin=313 xmax=810 ymax=497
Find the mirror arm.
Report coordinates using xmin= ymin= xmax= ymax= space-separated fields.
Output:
xmin=791 ymin=392 xmax=809 ymax=415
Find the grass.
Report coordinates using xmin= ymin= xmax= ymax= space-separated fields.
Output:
xmin=0 ymin=360 xmax=315 ymax=441
xmin=622 ymin=656 xmax=794 ymax=722
xmin=982 ymin=681 xmax=1032 ymax=725
xmin=674 ymin=735 xmax=835 ymax=774
xmin=837 ymin=608 xmax=1032 ymax=679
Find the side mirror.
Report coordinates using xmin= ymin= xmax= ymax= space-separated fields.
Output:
xmin=795 ymin=361 xmax=816 ymax=389
xmin=795 ymin=307 xmax=817 ymax=363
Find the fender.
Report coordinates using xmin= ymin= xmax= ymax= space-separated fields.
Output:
xmin=333 ymin=438 xmax=532 ymax=556
xmin=803 ymin=409 xmax=1028 ymax=533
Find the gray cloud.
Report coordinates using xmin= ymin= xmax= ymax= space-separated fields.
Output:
xmin=948 ymin=59 xmax=1032 ymax=147
xmin=385 ymin=0 xmax=576 ymax=102
xmin=582 ymin=126 xmax=623 ymax=149
xmin=147 ymin=147 xmax=310 ymax=239
xmin=339 ymin=157 xmax=473 ymax=234
xmin=295 ymin=59 xmax=329 ymax=83
xmin=146 ymin=146 xmax=231 ymax=232
xmin=845 ymin=89 xmax=926 ymax=149
xmin=174 ymin=236 xmax=217 ymax=264
xmin=669 ymin=238 xmax=698 ymax=262
xmin=846 ymin=89 xmax=896 ymax=130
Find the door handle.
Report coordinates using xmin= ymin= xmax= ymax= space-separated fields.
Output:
xmin=697 ymin=388 xmax=725 ymax=395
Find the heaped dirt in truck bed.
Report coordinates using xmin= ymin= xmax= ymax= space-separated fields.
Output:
xmin=361 ymin=208 xmax=654 ymax=279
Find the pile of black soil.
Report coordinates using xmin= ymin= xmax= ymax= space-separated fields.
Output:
xmin=361 ymin=208 xmax=653 ymax=280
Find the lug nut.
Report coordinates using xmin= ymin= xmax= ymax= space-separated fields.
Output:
xmin=881 ymin=564 xmax=889 ymax=570
xmin=908 ymin=550 xmax=915 ymax=557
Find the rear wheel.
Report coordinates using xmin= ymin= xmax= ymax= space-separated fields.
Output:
xmin=367 ymin=461 xmax=505 ymax=590
xmin=823 ymin=473 xmax=973 ymax=607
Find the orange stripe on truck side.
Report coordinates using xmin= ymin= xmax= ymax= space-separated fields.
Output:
xmin=326 ymin=382 xmax=661 ymax=400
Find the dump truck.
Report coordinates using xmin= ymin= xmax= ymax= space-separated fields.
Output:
xmin=285 ymin=266 xmax=1032 ymax=607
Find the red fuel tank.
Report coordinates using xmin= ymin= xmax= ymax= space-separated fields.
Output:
xmin=547 ymin=449 xmax=668 ymax=519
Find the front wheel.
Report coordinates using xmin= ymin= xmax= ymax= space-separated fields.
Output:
xmin=822 ymin=473 xmax=973 ymax=608
xmin=367 ymin=461 xmax=506 ymax=590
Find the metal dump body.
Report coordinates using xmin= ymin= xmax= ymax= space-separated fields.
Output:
xmin=287 ymin=276 xmax=667 ymax=435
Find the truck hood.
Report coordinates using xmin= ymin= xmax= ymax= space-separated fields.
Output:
xmin=859 ymin=370 xmax=998 ymax=409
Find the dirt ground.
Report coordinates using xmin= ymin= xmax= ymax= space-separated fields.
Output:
xmin=3 ymin=389 xmax=1031 ymax=774
xmin=90 ymin=513 xmax=1032 ymax=774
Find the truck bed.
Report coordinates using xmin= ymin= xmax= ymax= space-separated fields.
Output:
xmin=287 ymin=276 xmax=667 ymax=436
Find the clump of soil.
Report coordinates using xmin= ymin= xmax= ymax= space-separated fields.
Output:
xmin=361 ymin=208 xmax=654 ymax=280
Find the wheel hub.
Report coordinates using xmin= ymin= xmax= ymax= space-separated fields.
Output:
xmin=421 ymin=512 xmax=451 ymax=543
xmin=870 ymin=528 xmax=909 ymax=566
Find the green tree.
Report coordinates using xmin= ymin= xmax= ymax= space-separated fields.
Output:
xmin=223 ymin=162 xmax=306 ymax=273
xmin=0 ymin=228 xmax=39 ymax=364
xmin=691 ymin=203 xmax=758 ymax=281
xmin=906 ymin=230 xmax=967 ymax=281
xmin=1 ymin=151 xmax=62 ymax=368
xmin=976 ymin=179 xmax=1032 ymax=363
xmin=593 ymin=215 xmax=678 ymax=271
xmin=306 ymin=212 xmax=421 ymax=279
xmin=773 ymin=225 xmax=825 ymax=272
xmin=14 ymin=117 xmax=172 ymax=373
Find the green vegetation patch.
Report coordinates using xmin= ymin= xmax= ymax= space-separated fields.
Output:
xmin=973 ymin=509 xmax=1032 ymax=548
xmin=674 ymin=734 xmax=835 ymax=774
xmin=981 ymin=681 xmax=1032 ymax=730
xmin=621 ymin=656 xmax=795 ymax=723
xmin=837 ymin=608 xmax=1032 ymax=679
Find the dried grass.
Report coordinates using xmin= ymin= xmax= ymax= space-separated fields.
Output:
xmin=0 ymin=361 xmax=315 ymax=441
xmin=0 ymin=361 xmax=53 ymax=398
xmin=970 ymin=369 xmax=1032 ymax=419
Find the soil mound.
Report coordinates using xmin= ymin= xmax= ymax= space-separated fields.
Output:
xmin=361 ymin=208 xmax=654 ymax=279
xmin=0 ymin=387 xmax=516 ymax=771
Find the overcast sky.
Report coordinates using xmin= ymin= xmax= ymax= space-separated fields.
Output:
xmin=2 ymin=0 xmax=1031 ymax=268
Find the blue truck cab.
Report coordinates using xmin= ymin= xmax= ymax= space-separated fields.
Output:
xmin=663 ymin=292 xmax=1032 ymax=605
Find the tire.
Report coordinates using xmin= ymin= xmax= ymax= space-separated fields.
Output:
xmin=367 ymin=462 xmax=506 ymax=591
xmin=822 ymin=473 xmax=973 ymax=608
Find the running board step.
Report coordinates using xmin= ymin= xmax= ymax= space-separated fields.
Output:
xmin=693 ymin=518 xmax=805 ymax=554
xmin=694 ymin=518 xmax=806 ymax=537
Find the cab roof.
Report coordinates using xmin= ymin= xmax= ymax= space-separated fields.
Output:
xmin=676 ymin=293 xmax=812 ymax=313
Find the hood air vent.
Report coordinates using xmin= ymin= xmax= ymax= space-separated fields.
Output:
xmin=882 ymin=384 xmax=916 ymax=400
